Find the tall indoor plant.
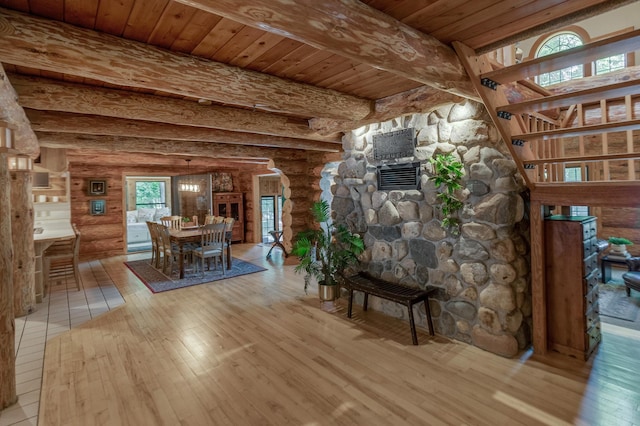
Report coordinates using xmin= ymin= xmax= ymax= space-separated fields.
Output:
xmin=291 ymin=199 xmax=364 ymax=300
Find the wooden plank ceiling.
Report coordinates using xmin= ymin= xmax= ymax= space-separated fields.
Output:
xmin=0 ymin=0 xmax=636 ymax=176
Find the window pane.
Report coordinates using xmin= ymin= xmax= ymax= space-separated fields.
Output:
xmin=136 ymin=181 xmax=166 ymax=208
xmin=536 ymin=33 xmax=583 ymax=87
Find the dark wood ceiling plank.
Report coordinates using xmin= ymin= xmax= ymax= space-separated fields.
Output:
xmin=173 ymin=0 xmax=477 ymax=100
xmin=192 ymin=18 xmax=245 ymax=58
xmin=229 ymin=32 xmax=285 ymax=68
xmin=26 ymin=110 xmax=340 ymax=152
xmin=169 ymin=9 xmax=221 ymax=53
xmin=0 ymin=8 xmax=372 ymax=120
xmin=244 ymin=38 xmax=303 ymax=72
xmin=210 ymin=25 xmax=266 ymax=64
xmin=430 ymin=0 xmax=533 ymax=42
xmin=64 ymin=0 xmax=99 ymax=28
xmin=261 ymin=44 xmax=323 ymax=76
xmin=94 ymin=0 xmax=135 ymax=36
xmin=147 ymin=2 xmax=198 ymax=48
xmin=466 ymin=0 xmax=624 ymax=52
xmin=122 ymin=0 xmax=169 ymax=41
xmin=500 ymin=79 xmax=640 ymax=115
xmin=483 ymin=28 xmax=640 ymax=84
xmin=9 ymin=74 xmax=341 ymax=142
xmin=28 ymin=0 xmax=63 ymax=20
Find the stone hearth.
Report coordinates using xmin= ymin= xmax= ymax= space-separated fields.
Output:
xmin=332 ymin=100 xmax=531 ymax=357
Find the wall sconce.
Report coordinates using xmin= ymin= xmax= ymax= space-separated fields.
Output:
xmin=8 ymin=154 xmax=33 ymax=172
xmin=0 ymin=122 xmax=14 ymax=152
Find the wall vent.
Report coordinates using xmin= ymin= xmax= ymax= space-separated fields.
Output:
xmin=377 ymin=162 xmax=420 ymax=190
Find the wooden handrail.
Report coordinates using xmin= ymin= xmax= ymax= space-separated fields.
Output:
xmin=499 ymin=79 xmax=640 ymax=114
xmin=524 ymin=152 xmax=640 ymax=165
xmin=482 ymin=29 xmax=640 ymax=84
xmin=513 ymin=118 xmax=640 ymax=140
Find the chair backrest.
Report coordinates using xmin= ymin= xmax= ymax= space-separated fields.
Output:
xmin=156 ymin=224 xmax=173 ymax=253
xmin=72 ymin=223 xmax=81 ymax=258
xmin=223 ymin=217 xmax=235 ymax=232
xmin=201 ymin=223 xmax=227 ymax=248
xmin=160 ymin=215 xmax=181 ymax=230
xmin=191 ymin=215 xmax=199 ymax=226
xmin=146 ymin=221 xmax=158 ymax=247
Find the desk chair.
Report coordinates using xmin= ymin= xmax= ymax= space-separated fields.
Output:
xmin=623 ymin=257 xmax=640 ymax=296
xmin=43 ymin=224 xmax=81 ymax=294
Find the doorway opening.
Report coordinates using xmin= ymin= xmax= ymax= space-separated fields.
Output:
xmin=258 ymin=175 xmax=283 ymax=244
xmin=125 ymin=176 xmax=171 ymax=252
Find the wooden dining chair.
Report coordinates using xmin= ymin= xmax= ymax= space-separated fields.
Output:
xmin=156 ymin=224 xmax=175 ymax=275
xmin=192 ymin=223 xmax=226 ymax=276
xmin=146 ymin=221 xmax=161 ymax=268
xmin=43 ymin=223 xmax=81 ymax=294
xmin=160 ymin=215 xmax=182 ymax=230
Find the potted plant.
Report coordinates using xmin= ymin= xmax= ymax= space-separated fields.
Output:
xmin=429 ymin=153 xmax=464 ymax=235
xmin=608 ymin=237 xmax=633 ymax=257
xmin=291 ymin=199 xmax=364 ymax=301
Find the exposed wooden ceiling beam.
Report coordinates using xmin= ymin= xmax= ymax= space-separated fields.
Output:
xmin=310 ymin=85 xmax=465 ymax=134
xmin=65 ymin=150 xmax=271 ymax=169
xmin=36 ymin=132 xmax=305 ymax=160
xmin=26 ymin=110 xmax=340 ymax=153
xmin=0 ymin=8 xmax=372 ymax=121
xmin=9 ymin=74 xmax=341 ymax=143
xmin=174 ymin=0 xmax=478 ymax=101
xmin=0 ymin=64 xmax=37 ymax=157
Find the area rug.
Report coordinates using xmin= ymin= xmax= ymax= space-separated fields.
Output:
xmin=598 ymin=283 xmax=640 ymax=323
xmin=125 ymin=258 xmax=267 ymax=293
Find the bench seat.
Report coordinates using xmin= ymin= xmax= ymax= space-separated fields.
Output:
xmin=342 ymin=272 xmax=436 ymax=345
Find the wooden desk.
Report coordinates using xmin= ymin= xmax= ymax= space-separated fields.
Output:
xmin=601 ymin=255 xmax=629 ymax=283
xmin=169 ymin=228 xmax=232 ymax=279
xmin=34 ymin=220 xmax=75 ymax=302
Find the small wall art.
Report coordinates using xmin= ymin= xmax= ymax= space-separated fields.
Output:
xmin=90 ymin=199 xmax=106 ymax=216
xmin=88 ymin=179 xmax=107 ymax=196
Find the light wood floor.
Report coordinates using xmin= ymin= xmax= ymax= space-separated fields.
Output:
xmin=39 ymin=244 xmax=640 ymax=425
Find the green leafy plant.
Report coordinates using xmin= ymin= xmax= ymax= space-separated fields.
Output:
xmin=429 ymin=153 xmax=465 ymax=234
xmin=291 ymin=200 xmax=365 ymax=293
xmin=608 ymin=237 xmax=633 ymax=245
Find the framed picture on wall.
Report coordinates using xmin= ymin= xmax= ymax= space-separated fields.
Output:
xmin=90 ymin=199 xmax=106 ymax=216
xmin=88 ymin=179 xmax=107 ymax=196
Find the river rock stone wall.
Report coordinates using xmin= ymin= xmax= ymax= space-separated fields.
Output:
xmin=332 ymin=100 xmax=531 ymax=357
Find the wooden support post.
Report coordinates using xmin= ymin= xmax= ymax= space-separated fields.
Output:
xmin=11 ymin=170 xmax=35 ymax=317
xmin=0 ymin=151 xmax=17 ymax=409
xmin=530 ymin=200 xmax=547 ymax=355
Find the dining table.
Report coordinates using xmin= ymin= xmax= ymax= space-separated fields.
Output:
xmin=169 ymin=226 xmax=232 ymax=279
xmin=33 ymin=220 xmax=76 ymax=303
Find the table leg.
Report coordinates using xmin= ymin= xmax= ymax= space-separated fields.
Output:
xmin=178 ymin=242 xmax=185 ymax=279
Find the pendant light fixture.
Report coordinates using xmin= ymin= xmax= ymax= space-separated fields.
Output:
xmin=179 ymin=159 xmax=200 ymax=192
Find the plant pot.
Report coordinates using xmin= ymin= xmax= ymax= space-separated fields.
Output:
xmin=610 ymin=244 xmax=628 ymax=255
xmin=318 ymin=283 xmax=337 ymax=301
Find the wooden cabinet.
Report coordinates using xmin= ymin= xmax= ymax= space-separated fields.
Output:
xmin=545 ymin=215 xmax=601 ymax=360
xmin=213 ymin=192 xmax=244 ymax=242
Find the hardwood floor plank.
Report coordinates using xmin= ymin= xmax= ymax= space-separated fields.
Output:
xmin=36 ymin=244 xmax=640 ymax=425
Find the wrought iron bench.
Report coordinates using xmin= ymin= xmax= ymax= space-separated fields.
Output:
xmin=342 ymin=272 xmax=436 ymax=345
